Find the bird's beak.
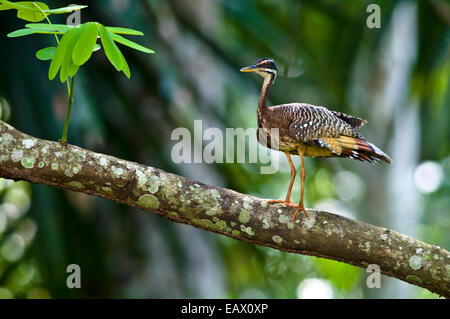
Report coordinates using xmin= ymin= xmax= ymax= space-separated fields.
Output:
xmin=240 ymin=65 xmax=260 ymax=72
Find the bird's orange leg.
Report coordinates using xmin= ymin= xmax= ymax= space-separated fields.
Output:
xmin=292 ymin=152 xmax=310 ymax=221
xmin=267 ymin=152 xmax=297 ymax=207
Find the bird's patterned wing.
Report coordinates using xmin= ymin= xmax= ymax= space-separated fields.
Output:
xmin=281 ymin=104 xmax=391 ymax=164
xmin=284 ymin=104 xmax=360 ymax=140
xmin=330 ymin=111 xmax=367 ymax=129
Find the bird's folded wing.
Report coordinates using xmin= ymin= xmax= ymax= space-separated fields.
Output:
xmin=330 ymin=111 xmax=367 ymax=129
xmin=286 ymin=105 xmax=391 ymax=164
xmin=287 ymin=105 xmax=357 ymax=142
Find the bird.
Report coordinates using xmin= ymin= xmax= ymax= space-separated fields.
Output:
xmin=240 ymin=58 xmax=392 ymax=221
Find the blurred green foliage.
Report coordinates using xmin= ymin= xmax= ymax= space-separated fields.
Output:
xmin=0 ymin=180 xmax=49 ymax=298
xmin=0 ymin=0 xmax=448 ymax=299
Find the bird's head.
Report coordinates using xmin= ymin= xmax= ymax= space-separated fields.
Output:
xmin=240 ymin=58 xmax=277 ymax=79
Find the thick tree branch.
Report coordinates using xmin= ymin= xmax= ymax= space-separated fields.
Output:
xmin=0 ymin=120 xmax=448 ymax=297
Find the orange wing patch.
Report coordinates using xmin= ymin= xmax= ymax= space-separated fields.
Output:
xmin=322 ymin=136 xmax=368 ymax=153
xmin=321 ymin=136 xmax=390 ymax=164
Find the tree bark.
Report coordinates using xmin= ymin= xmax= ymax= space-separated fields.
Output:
xmin=0 ymin=120 xmax=448 ymax=298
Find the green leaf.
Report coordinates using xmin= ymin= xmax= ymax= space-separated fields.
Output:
xmin=0 ymin=2 xmax=14 ymax=11
xmin=119 ymin=51 xmax=130 ymax=79
xmin=111 ymin=33 xmax=154 ymax=54
xmin=68 ymin=59 xmax=80 ymax=79
xmin=106 ymin=26 xmax=143 ymax=36
xmin=15 ymin=1 xmax=49 ymax=22
xmin=0 ymin=1 xmax=87 ymax=21
xmin=0 ymin=0 xmax=49 ymax=22
xmin=8 ymin=24 xmax=78 ymax=38
xmin=93 ymin=44 xmax=101 ymax=52
xmin=72 ymin=22 xmax=98 ymax=65
xmin=7 ymin=29 xmax=66 ymax=37
xmin=99 ymin=24 xmax=123 ymax=71
xmin=48 ymin=28 xmax=78 ymax=80
xmin=60 ymin=26 xmax=85 ymax=82
xmin=25 ymin=23 xmax=72 ymax=32
xmin=43 ymin=5 xmax=87 ymax=14
xmin=36 ymin=47 xmax=56 ymax=61
xmin=7 ymin=28 xmax=34 ymax=37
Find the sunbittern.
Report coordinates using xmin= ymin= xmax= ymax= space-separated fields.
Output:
xmin=241 ymin=58 xmax=392 ymax=221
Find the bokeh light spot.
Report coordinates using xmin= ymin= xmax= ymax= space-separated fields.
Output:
xmin=1 ymin=233 xmax=25 ymax=262
xmin=296 ymin=278 xmax=334 ymax=299
xmin=414 ymin=161 xmax=443 ymax=194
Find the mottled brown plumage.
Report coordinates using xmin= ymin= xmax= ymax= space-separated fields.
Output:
xmin=241 ymin=58 xmax=392 ymax=220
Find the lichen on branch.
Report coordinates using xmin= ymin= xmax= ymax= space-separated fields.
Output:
xmin=0 ymin=120 xmax=449 ymax=298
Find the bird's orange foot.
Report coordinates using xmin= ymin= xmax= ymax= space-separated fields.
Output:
xmin=266 ymin=199 xmax=297 ymax=207
xmin=291 ymin=205 xmax=310 ymax=222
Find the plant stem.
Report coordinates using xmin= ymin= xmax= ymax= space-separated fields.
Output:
xmin=60 ymin=75 xmax=75 ymax=143
xmin=32 ymin=2 xmax=72 ymax=96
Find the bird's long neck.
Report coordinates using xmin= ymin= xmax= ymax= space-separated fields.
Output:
xmin=258 ymin=73 xmax=275 ymax=122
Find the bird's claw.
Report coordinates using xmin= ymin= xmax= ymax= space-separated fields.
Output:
xmin=266 ymin=199 xmax=297 ymax=207
xmin=267 ymin=200 xmax=310 ymax=221
xmin=292 ymin=205 xmax=310 ymax=222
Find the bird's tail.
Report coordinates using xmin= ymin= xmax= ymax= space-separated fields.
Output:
xmin=324 ymin=136 xmax=392 ymax=164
